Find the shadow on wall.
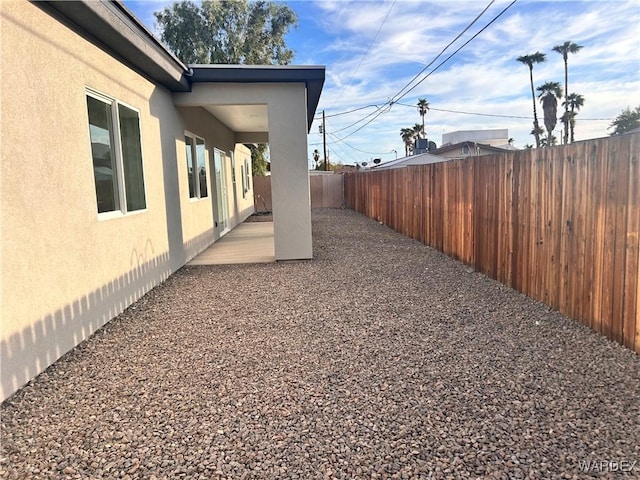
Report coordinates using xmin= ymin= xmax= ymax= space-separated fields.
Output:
xmin=1 ymin=225 xmax=219 ymax=402
xmin=183 ymin=227 xmax=216 ymax=263
xmin=0 ymin=248 xmax=173 ymax=402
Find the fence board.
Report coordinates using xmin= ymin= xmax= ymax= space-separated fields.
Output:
xmin=344 ymin=134 xmax=640 ymax=353
xmin=253 ymin=173 xmax=344 ymax=212
xmin=623 ymin=134 xmax=639 ymax=351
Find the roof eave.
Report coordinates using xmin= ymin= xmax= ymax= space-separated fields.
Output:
xmin=189 ymin=65 xmax=325 ymax=131
xmin=38 ymin=0 xmax=191 ymax=92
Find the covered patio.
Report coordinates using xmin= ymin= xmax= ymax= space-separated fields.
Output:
xmin=174 ymin=65 xmax=324 ymax=261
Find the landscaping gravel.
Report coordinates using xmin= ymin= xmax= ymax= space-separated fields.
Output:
xmin=1 ymin=208 xmax=639 ymax=479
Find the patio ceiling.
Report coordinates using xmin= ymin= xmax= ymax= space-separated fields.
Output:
xmin=203 ymin=104 xmax=268 ymax=132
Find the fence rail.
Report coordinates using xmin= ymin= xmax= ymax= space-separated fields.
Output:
xmin=344 ymin=134 xmax=639 ymax=353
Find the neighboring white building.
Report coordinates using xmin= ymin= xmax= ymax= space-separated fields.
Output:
xmin=1 ymin=0 xmax=325 ymax=400
xmin=442 ymin=129 xmax=510 ymax=148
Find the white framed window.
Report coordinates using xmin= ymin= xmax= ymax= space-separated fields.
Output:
xmin=184 ymin=132 xmax=208 ymax=199
xmin=86 ymin=90 xmax=147 ymax=215
xmin=241 ymin=165 xmax=246 ymax=198
xmin=244 ymin=157 xmax=251 ymax=197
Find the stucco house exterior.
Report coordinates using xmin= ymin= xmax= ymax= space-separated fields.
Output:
xmin=0 ymin=0 xmax=324 ymax=400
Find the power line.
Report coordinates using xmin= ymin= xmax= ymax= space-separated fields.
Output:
xmin=391 ymin=0 xmax=518 ymax=104
xmin=327 ymin=0 xmax=498 ymax=132
xmin=327 ymin=131 xmax=393 ymax=156
xmin=394 ymin=102 xmax=613 ymax=121
xmin=390 ymin=0 xmax=496 ymax=103
xmin=314 ymin=104 xmax=380 ymax=120
xmin=328 ymin=0 xmax=518 ymax=142
xmin=331 ymin=103 xmax=394 ymax=142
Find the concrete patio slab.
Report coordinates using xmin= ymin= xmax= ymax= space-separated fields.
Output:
xmin=187 ymin=222 xmax=275 ymax=265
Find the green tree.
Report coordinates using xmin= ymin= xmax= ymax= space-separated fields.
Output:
xmin=156 ymin=1 xmax=296 ymax=177
xmin=517 ymin=52 xmax=547 ymax=148
xmin=609 ymin=106 xmax=640 ymax=135
xmin=154 ymin=0 xmax=297 ymax=65
xmin=537 ymin=81 xmax=563 ymax=146
xmin=417 ymin=98 xmax=430 ymax=138
xmin=400 ymin=128 xmax=414 ymax=156
xmin=563 ymin=93 xmax=584 ymax=143
xmin=247 ymin=144 xmax=268 ymax=176
xmin=552 ymin=41 xmax=583 ymax=144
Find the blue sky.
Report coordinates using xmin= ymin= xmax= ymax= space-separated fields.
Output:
xmin=124 ymin=0 xmax=640 ymax=165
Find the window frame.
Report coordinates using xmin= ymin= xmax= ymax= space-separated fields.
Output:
xmin=86 ymin=88 xmax=147 ymax=219
xmin=184 ymin=131 xmax=209 ymax=201
xmin=244 ymin=157 xmax=251 ymax=196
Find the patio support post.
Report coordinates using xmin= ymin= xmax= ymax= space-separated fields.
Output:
xmin=267 ymin=84 xmax=313 ymax=260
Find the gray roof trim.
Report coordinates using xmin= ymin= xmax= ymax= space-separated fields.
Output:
xmin=41 ymin=0 xmax=191 ymax=91
xmin=39 ymin=1 xmax=325 ymax=130
xmin=189 ymin=65 xmax=325 ymax=131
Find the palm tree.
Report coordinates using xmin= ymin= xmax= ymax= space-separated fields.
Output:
xmin=530 ymin=125 xmax=545 ymax=141
xmin=417 ymin=98 xmax=430 ymax=138
xmin=517 ymin=52 xmax=546 ymax=148
xmin=539 ymin=135 xmax=557 ymax=147
xmin=553 ymin=41 xmax=583 ymax=145
xmin=412 ymin=123 xmax=424 ymax=139
xmin=400 ymin=128 xmax=414 ymax=156
xmin=563 ymin=93 xmax=585 ymax=143
xmin=537 ymin=81 xmax=563 ymax=146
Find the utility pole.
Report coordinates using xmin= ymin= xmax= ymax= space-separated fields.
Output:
xmin=322 ymin=110 xmax=328 ymax=171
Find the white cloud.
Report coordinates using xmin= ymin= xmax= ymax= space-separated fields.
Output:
xmin=307 ymin=0 xmax=640 ymax=161
xmin=123 ymin=0 xmax=639 ymax=161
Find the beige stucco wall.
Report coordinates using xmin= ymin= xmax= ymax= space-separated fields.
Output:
xmin=0 ymin=1 xmax=251 ymax=400
xmin=0 ymin=1 xmax=173 ymax=400
xmin=176 ymin=107 xmax=254 ymax=245
xmin=233 ymin=144 xmax=255 ymax=221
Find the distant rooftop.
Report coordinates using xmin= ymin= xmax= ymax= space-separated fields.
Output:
xmin=442 ymin=129 xmax=508 ymax=147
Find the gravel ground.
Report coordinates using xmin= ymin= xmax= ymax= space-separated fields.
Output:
xmin=2 ymin=209 xmax=639 ymax=479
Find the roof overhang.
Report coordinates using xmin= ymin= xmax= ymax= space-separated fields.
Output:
xmin=37 ymin=1 xmax=325 ymax=132
xmin=189 ymin=65 xmax=325 ymax=131
xmin=39 ymin=0 xmax=191 ymax=92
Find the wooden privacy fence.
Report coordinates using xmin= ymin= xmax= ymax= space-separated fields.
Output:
xmin=253 ymin=173 xmax=344 ymax=212
xmin=344 ymin=134 xmax=640 ymax=353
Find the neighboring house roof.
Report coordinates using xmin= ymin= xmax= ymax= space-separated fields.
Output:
xmin=39 ymin=0 xmax=324 ymax=131
xmin=372 ymin=152 xmax=449 ymax=170
xmin=432 ymin=141 xmax=512 ymax=159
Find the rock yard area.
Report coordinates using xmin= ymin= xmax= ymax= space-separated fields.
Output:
xmin=2 ymin=209 xmax=639 ymax=479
